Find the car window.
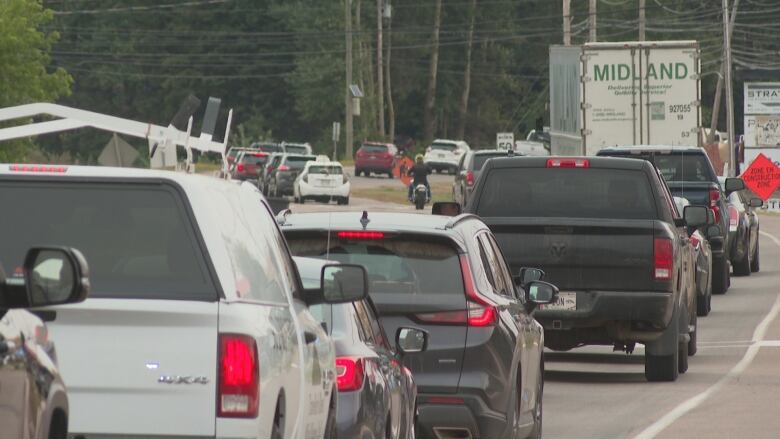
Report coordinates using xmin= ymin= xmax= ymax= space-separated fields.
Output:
xmin=353 ymin=301 xmax=377 ymax=344
xmin=285 ymin=145 xmax=309 ymax=154
xmin=473 ymin=153 xmax=507 ymax=171
xmin=653 ymin=154 xmax=714 ymax=183
xmin=270 ymin=156 xmax=282 ymax=169
xmin=361 ymin=145 xmax=388 ymax=154
xmin=477 ymin=168 xmax=657 ymax=220
xmin=486 ymin=234 xmax=517 ymax=297
xmin=241 ymin=153 xmax=268 ymax=166
xmin=0 ymin=182 xmax=217 ymax=300
xmin=657 ymin=169 xmax=681 ymax=219
xmin=287 ymin=235 xmax=464 ymax=297
xmin=431 ymin=143 xmax=457 ymax=152
xmin=477 ymin=234 xmax=509 ymax=295
xmin=308 ymin=165 xmax=343 ymax=175
xmin=286 ymin=156 xmax=315 ymax=169
xmin=476 ymin=237 xmax=497 ymax=291
xmin=256 ymin=144 xmax=283 ymax=153
xmin=457 ymin=153 xmax=467 ymax=171
xmin=364 ymin=301 xmax=390 ymax=349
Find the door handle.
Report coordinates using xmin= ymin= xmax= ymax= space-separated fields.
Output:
xmin=304 ymin=331 xmax=318 ymax=344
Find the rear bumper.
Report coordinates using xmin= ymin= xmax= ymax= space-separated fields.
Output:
xmin=417 ymin=393 xmax=517 ymax=439
xmin=424 ymin=160 xmax=458 ymax=170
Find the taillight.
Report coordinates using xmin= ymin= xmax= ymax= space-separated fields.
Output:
xmin=9 ymin=164 xmax=67 ymax=173
xmin=690 ymin=233 xmax=700 ymax=249
xmin=653 ymin=238 xmax=673 ymax=281
xmin=709 ymin=187 xmax=721 ymax=223
xmin=466 ymin=171 xmax=475 ymax=186
xmin=335 ymin=357 xmax=365 ymax=392
xmin=252 ymin=152 xmax=266 ymax=158
xmin=461 ymin=255 xmax=498 ymax=327
xmin=277 ymin=164 xmax=290 ymax=171
xmin=218 ymin=334 xmax=259 ymax=418
xmin=337 ymin=231 xmax=385 ymax=240
xmin=728 ymin=205 xmax=739 ymax=231
xmin=237 ymin=163 xmax=245 ymax=173
xmin=547 ymin=158 xmax=589 ymax=168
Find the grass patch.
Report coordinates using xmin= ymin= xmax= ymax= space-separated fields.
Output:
xmin=195 ymin=162 xmax=223 ymax=173
xmin=352 ymin=182 xmax=451 ymax=205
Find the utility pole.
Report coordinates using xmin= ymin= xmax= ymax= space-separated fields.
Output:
xmin=638 ymin=0 xmax=646 ymax=41
xmin=345 ymin=0 xmax=354 ymax=160
xmin=709 ymin=0 xmax=740 ymax=146
xmin=723 ymin=0 xmax=736 ymax=176
xmin=376 ymin=0 xmax=385 ymax=137
xmin=563 ymin=0 xmax=571 ymax=45
xmin=589 ymin=0 xmax=597 ymax=42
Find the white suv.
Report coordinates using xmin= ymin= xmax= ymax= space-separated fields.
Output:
xmin=423 ymin=139 xmax=470 ymax=174
xmin=0 ymin=164 xmax=368 ymax=439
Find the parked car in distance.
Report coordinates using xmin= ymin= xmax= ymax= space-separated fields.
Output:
xmin=295 ymin=256 xmax=420 ymax=439
xmin=294 ymin=157 xmax=351 ymax=205
xmin=281 ymin=211 xmax=558 ymax=439
xmin=423 ymin=139 xmax=470 ymax=174
xmin=282 ymin=141 xmax=313 ymax=155
xmin=597 ymin=146 xmax=745 ymax=295
xmin=250 ymin=141 xmax=284 ymax=154
xmin=355 ymin=142 xmax=398 ymax=178
xmin=226 ymin=146 xmax=252 ymax=168
xmin=675 ymin=196 xmax=714 ymax=317
xmin=453 ymin=149 xmax=516 ymax=207
xmin=1 ymin=246 xmax=90 ymax=439
xmin=466 ymin=156 xmax=708 ymax=382
xmin=719 ymin=176 xmax=763 ymax=276
xmin=230 ymin=150 xmax=267 ymax=184
xmin=0 ymin=164 xmax=371 ymax=439
xmin=265 ymin=153 xmax=317 ymax=197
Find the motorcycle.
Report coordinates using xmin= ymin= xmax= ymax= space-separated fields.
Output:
xmin=413 ymin=184 xmax=428 ymax=210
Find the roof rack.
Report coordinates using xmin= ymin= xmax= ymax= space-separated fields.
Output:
xmin=444 ymin=213 xmax=481 ymax=229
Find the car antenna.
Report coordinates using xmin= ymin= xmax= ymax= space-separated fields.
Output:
xmin=360 ymin=210 xmax=370 ymax=230
xmin=326 ymin=212 xmax=332 ymax=261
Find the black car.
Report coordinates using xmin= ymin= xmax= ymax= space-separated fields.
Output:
xmin=452 ymin=149 xmax=516 ymax=207
xmin=720 ymin=177 xmax=763 ymax=276
xmin=295 ymin=256 xmax=421 ymax=439
xmin=597 ymin=146 xmax=745 ymax=295
xmin=1 ymin=247 xmax=90 ymax=439
xmin=281 ymin=211 xmax=558 ymax=439
xmin=264 ymin=154 xmax=316 ymax=197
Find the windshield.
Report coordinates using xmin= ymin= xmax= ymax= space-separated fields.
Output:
xmin=287 ymin=236 xmax=463 ymax=296
xmin=308 ymin=165 xmax=343 ymax=174
xmin=361 ymin=145 xmax=388 ymax=154
xmin=256 ymin=144 xmax=283 ymax=153
xmin=476 ymin=168 xmax=657 ymax=219
xmin=0 ymin=182 xmax=216 ymax=300
xmin=473 ymin=153 xmax=507 ymax=170
xmin=286 ymin=156 xmax=316 ymax=168
xmin=430 ymin=143 xmax=457 ymax=152
xmin=240 ymin=153 xmax=268 ymax=165
xmin=285 ymin=145 xmax=310 ymax=154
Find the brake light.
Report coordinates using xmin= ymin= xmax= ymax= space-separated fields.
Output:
xmin=9 ymin=164 xmax=67 ymax=173
xmin=653 ymin=238 xmax=673 ymax=281
xmin=709 ymin=187 xmax=721 ymax=223
xmin=237 ymin=163 xmax=245 ymax=173
xmin=547 ymin=158 xmax=589 ymax=168
xmin=335 ymin=357 xmax=365 ymax=391
xmin=252 ymin=152 xmax=266 ymax=157
xmin=466 ymin=171 xmax=475 ymax=186
xmin=277 ymin=164 xmax=290 ymax=171
xmin=337 ymin=231 xmax=385 ymax=240
xmin=415 ymin=309 xmax=467 ymax=324
xmin=690 ymin=233 xmax=700 ymax=249
xmin=426 ymin=396 xmax=465 ymax=405
xmin=728 ymin=205 xmax=739 ymax=231
xmin=218 ymin=334 xmax=259 ymax=418
xmin=461 ymin=255 xmax=497 ymax=327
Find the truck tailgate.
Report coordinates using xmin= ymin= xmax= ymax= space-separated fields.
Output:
xmin=46 ymin=299 xmax=218 ymax=436
xmin=485 ymin=217 xmax=657 ymax=291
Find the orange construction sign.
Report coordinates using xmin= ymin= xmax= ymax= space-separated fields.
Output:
xmin=741 ymin=153 xmax=780 ymax=201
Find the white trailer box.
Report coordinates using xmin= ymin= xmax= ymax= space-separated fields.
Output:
xmin=550 ymin=41 xmax=701 ymax=156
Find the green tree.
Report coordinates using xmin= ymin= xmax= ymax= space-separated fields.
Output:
xmin=0 ymin=0 xmax=72 ymax=161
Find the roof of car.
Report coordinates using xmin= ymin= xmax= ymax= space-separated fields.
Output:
xmin=599 ymin=145 xmax=705 ymax=153
xmin=483 ymin=155 xmax=649 ymax=170
xmin=361 ymin=141 xmax=395 ymax=147
xmin=281 ymin=211 xmax=477 ymax=234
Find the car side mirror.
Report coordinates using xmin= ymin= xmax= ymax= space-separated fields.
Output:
xmin=320 ymin=264 xmax=368 ymax=304
xmin=724 ymin=177 xmax=745 ymax=195
xmin=432 ymin=202 xmax=461 ymax=216
xmin=1 ymin=247 xmax=90 ymax=309
xmin=683 ymin=205 xmax=708 ymax=228
xmin=514 ymin=267 xmax=545 ymax=289
xmin=523 ymin=280 xmax=559 ymax=312
xmin=396 ymin=327 xmax=428 ymax=354
xmin=749 ymin=198 xmax=764 ymax=208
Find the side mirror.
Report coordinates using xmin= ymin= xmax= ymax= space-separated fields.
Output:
xmin=749 ymin=198 xmax=764 ymax=208
xmin=396 ymin=327 xmax=428 ymax=354
xmin=321 ymin=264 xmax=368 ymax=304
xmin=683 ymin=205 xmax=708 ymax=228
xmin=514 ymin=267 xmax=545 ymax=289
xmin=523 ymin=280 xmax=559 ymax=312
xmin=724 ymin=177 xmax=745 ymax=195
xmin=432 ymin=202 xmax=462 ymax=216
xmin=1 ymin=247 xmax=90 ymax=309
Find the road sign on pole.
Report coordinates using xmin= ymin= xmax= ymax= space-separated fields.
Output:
xmin=496 ymin=132 xmax=514 ymax=150
xmin=741 ymin=153 xmax=780 ymax=200
xmin=332 ymin=121 xmax=341 ymax=161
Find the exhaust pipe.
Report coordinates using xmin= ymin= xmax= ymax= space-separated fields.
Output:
xmin=433 ymin=427 xmax=473 ymax=439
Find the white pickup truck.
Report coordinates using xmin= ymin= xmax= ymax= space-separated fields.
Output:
xmin=0 ymin=164 xmax=367 ymax=439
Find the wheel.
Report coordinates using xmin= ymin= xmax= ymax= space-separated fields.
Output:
xmin=712 ymin=257 xmax=728 ymax=295
xmin=733 ymin=237 xmax=752 ymax=276
xmin=324 ymin=393 xmax=337 ymax=439
xmin=688 ymin=299 xmax=698 ymax=356
xmin=385 ymin=414 xmax=393 ymax=439
xmin=271 ymin=399 xmax=286 ymax=439
xmin=529 ymin=361 xmax=544 ymax=439
xmin=415 ymin=198 xmax=425 ymax=210
xmin=645 ymin=308 xmax=680 ymax=382
xmin=337 ymin=197 xmax=349 ymax=205
xmin=697 ymin=285 xmax=711 ymax=317
xmin=751 ymin=238 xmax=760 ymax=272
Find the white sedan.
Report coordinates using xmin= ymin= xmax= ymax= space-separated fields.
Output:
xmin=294 ymin=158 xmax=351 ymax=205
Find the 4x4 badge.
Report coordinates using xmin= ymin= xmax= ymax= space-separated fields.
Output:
xmin=158 ymin=375 xmax=209 ymax=385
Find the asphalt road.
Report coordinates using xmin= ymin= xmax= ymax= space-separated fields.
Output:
xmin=543 ymin=214 xmax=780 ymax=438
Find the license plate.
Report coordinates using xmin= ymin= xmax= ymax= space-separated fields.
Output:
xmin=539 ymin=292 xmax=576 ymax=311
xmin=438 ymin=153 xmax=445 ymax=158
xmin=316 ymin=179 xmax=335 ymax=187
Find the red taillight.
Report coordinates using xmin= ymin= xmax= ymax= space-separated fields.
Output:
xmin=709 ymin=187 xmax=722 ymax=223
xmin=547 ymin=158 xmax=589 ymax=168
xmin=415 ymin=310 xmax=468 ymax=324
xmin=252 ymin=152 xmax=266 ymax=158
xmin=335 ymin=357 xmax=365 ymax=392
xmin=218 ymin=334 xmax=259 ymax=418
xmin=237 ymin=163 xmax=245 ymax=173
xmin=461 ymin=255 xmax=498 ymax=327
xmin=728 ymin=205 xmax=739 ymax=230
xmin=9 ymin=164 xmax=67 ymax=173
xmin=653 ymin=238 xmax=673 ymax=281
xmin=426 ymin=396 xmax=465 ymax=405
xmin=466 ymin=171 xmax=475 ymax=186
xmin=277 ymin=164 xmax=290 ymax=171
xmin=337 ymin=231 xmax=385 ymax=240
xmin=690 ymin=233 xmax=700 ymax=249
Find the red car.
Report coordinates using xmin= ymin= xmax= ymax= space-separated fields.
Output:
xmin=354 ymin=142 xmax=398 ymax=178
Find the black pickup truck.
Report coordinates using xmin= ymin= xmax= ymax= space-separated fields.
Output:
xmin=597 ymin=146 xmax=745 ymax=295
xmin=465 ymin=156 xmax=710 ymax=382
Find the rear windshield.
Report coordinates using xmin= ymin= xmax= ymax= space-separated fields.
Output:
xmin=285 ymin=145 xmax=310 ymax=154
xmin=286 ymin=236 xmax=464 ymax=296
xmin=286 ymin=156 xmax=316 ymax=168
xmin=308 ymin=165 xmax=343 ymax=175
xmin=361 ymin=145 xmax=388 ymax=154
xmin=257 ymin=144 xmax=283 ymax=153
xmin=603 ymin=152 xmax=714 ymax=183
xmin=240 ymin=153 xmax=268 ymax=165
xmin=0 ymin=182 xmax=217 ymax=300
xmin=473 ymin=153 xmax=507 ymax=170
xmin=476 ymin=168 xmax=657 ymax=219
xmin=431 ymin=143 xmax=457 ymax=151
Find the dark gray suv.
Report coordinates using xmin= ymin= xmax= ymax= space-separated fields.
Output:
xmin=280 ymin=211 xmax=558 ymax=439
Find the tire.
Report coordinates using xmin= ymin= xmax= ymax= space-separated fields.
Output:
xmin=751 ymin=238 xmax=760 ymax=272
xmin=337 ymin=197 xmax=349 ymax=205
xmin=645 ymin=308 xmax=680 ymax=382
xmin=324 ymin=393 xmax=337 ymax=439
xmin=688 ymin=300 xmax=698 ymax=357
xmin=697 ymin=287 xmax=711 ymax=317
xmin=385 ymin=414 xmax=393 ymax=439
xmin=271 ymin=399 xmax=285 ymax=439
xmin=733 ymin=237 xmax=752 ymax=276
xmin=712 ymin=257 xmax=729 ymax=295
xmin=355 ymin=168 xmax=362 ymax=177
xmin=529 ymin=361 xmax=544 ymax=439
xmin=415 ymin=197 xmax=425 ymax=210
